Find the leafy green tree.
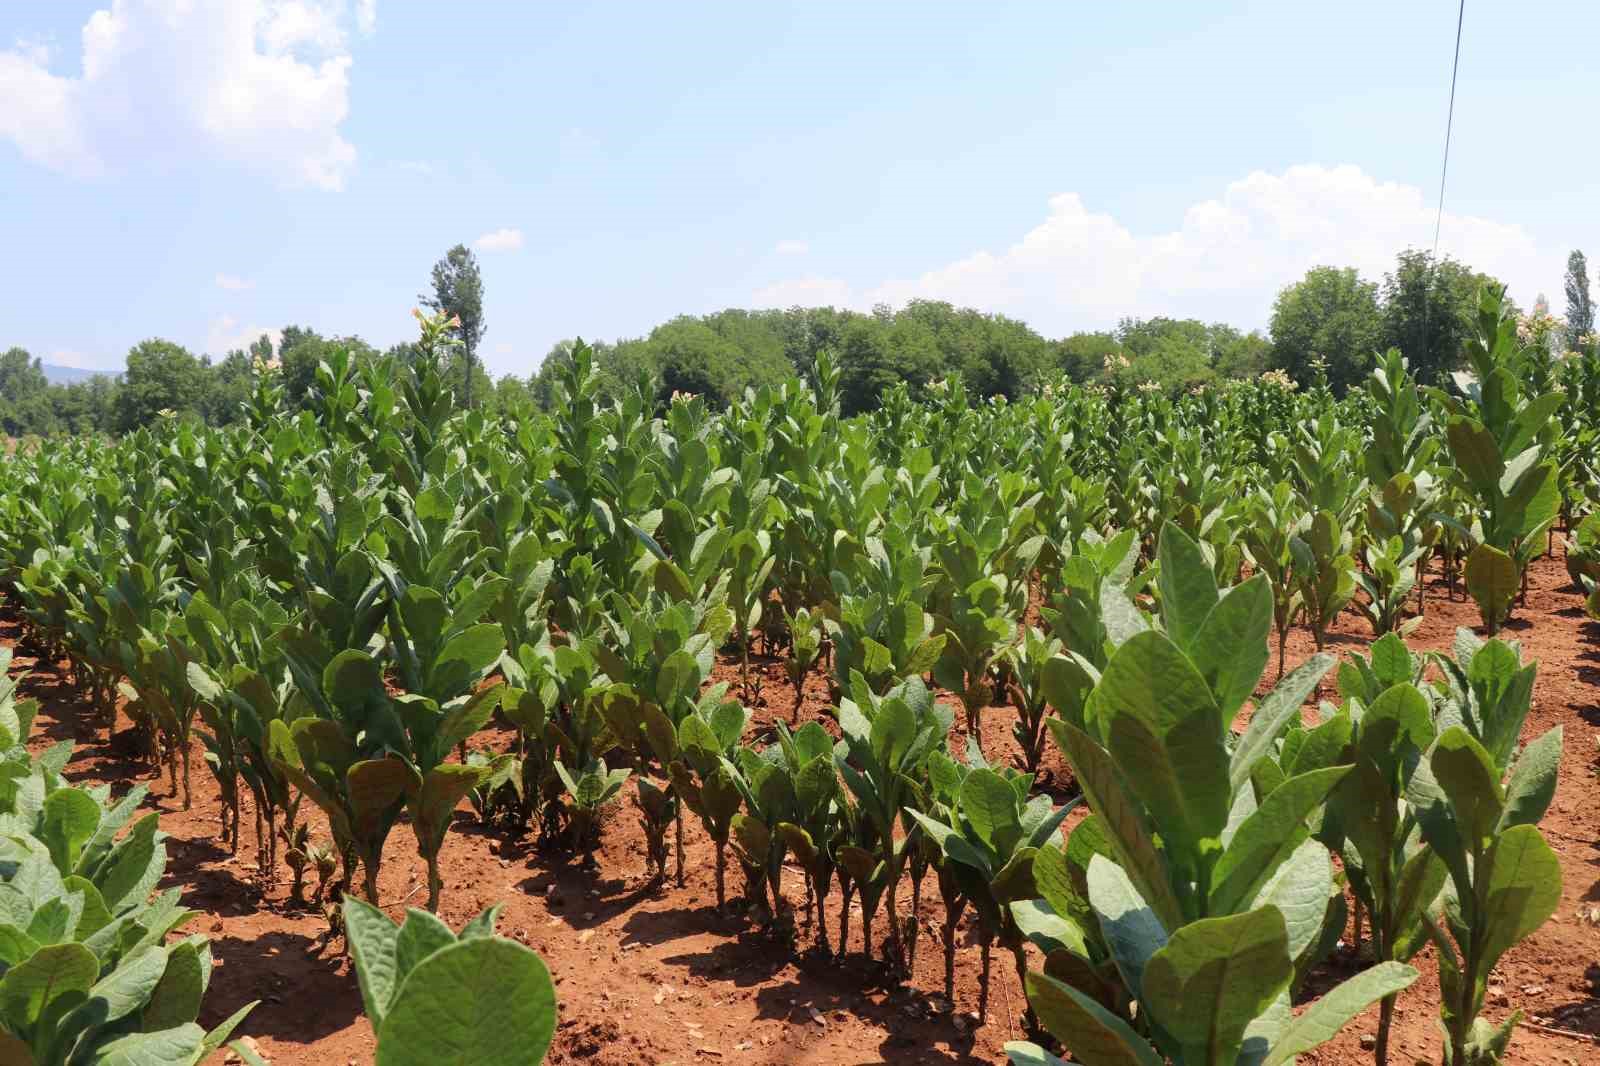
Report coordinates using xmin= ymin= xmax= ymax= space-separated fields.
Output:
xmin=1382 ymin=250 xmax=1504 ymax=384
xmin=1564 ymin=249 xmax=1593 ymax=347
xmin=421 ymin=243 xmax=486 ymax=406
xmin=1269 ymin=266 xmax=1384 ymax=392
xmin=0 ymin=347 xmax=58 ymax=436
xmin=1053 ymin=331 xmax=1123 ymax=382
xmin=114 ymin=339 xmax=206 ymax=431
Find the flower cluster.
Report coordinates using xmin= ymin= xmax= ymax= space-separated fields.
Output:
xmin=1102 ymin=352 xmax=1131 ymax=374
xmin=1136 ymin=380 xmax=1160 ymax=394
xmin=1260 ymin=368 xmax=1298 ymax=391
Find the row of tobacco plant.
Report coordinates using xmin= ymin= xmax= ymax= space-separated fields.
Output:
xmin=0 ymin=289 xmax=1595 ymax=1064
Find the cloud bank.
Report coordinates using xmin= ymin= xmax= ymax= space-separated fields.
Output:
xmin=0 ymin=0 xmax=371 ymax=190
xmin=754 ymin=165 xmax=1549 ymax=332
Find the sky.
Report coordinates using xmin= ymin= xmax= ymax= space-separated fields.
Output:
xmin=2 ymin=1 xmax=1597 ymax=377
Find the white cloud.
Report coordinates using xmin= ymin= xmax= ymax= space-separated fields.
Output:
xmin=396 ymin=159 xmax=433 ymax=175
xmin=207 ymin=314 xmax=281 ymax=354
xmin=755 ymin=165 xmax=1550 ymax=331
xmin=774 ymin=239 xmax=809 ymax=255
xmin=751 ymin=275 xmax=855 ymax=309
xmin=215 ymin=272 xmax=255 ymax=291
xmin=0 ymin=1 xmax=363 ymax=190
xmin=474 ymin=227 xmax=525 ymax=252
xmin=356 ymin=0 xmax=378 ymax=35
xmin=48 ymin=349 xmax=99 ymax=370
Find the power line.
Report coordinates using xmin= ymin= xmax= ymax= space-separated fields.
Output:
xmin=1433 ymin=0 xmax=1466 ymax=258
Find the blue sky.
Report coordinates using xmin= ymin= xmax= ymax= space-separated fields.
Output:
xmin=3 ymin=1 xmax=1596 ymax=376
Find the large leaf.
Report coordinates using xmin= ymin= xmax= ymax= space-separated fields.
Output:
xmin=1049 ymin=721 xmax=1181 ymax=930
xmin=344 ymin=898 xmax=401 ymax=1029
xmin=1229 ymin=653 xmax=1334 ymax=793
xmin=1210 ymin=766 xmax=1351 ymax=916
xmin=1464 ymin=544 xmax=1518 ymax=629
xmin=1024 ymin=970 xmax=1165 ymax=1066
xmin=1156 ymin=524 xmax=1218 ymax=651
xmin=0 ymin=941 xmax=97 ymax=1027
xmin=1086 ymin=854 xmax=1168 ymax=999
xmin=1478 ymin=824 xmax=1561 ymax=971
xmin=1141 ymin=907 xmax=1293 ymax=1066
xmin=1497 ymin=725 xmax=1562 ymax=832
xmin=1190 ymin=575 xmax=1273 ymax=722
xmin=1260 ymin=962 xmax=1419 ymax=1066
xmin=377 ymin=938 xmax=557 ymax=1066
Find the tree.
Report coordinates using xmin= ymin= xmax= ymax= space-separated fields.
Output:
xmin=0 ymin=347 xmax=57 ymax=436
xmin=1564 ymin=249 xmax=1593 ymax=347
xmin=115 ymin=339 xmax=206 ymax=432
xmin=1269 ymin=266 xmax=1384 ymax=393
xmin=1053 ymin=331 xmax=1123 ymax=382
xmin=421 ymin=244 xmax=486 ymax=406
xmin=1380 ymin=249 xmax=1503 ymax=384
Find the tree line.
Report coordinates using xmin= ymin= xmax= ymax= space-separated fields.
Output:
xmin=3 ymin=244 xmax=1593 ymax=438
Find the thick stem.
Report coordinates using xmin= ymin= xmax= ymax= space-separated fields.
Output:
xmin=363 ymin=858 xmax=380 ymax=904
xmin=674 ymin=807 xmax=686 ymax=887
xmin=814 ymin=874 xmax=830 ymax=954
xmin=425 ymin=851 xmax=442 ymax=913
xmin=714 ymin=841 xmax=727 ymax=909
xmin=838 ymin=880 xmax=853 ymax=957
xmin=1376 ymin=995 xmax=1395 ymax=1066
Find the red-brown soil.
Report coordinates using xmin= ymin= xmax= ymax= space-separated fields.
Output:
xmin=6 ymin=552 xmax=1598 ymax=1065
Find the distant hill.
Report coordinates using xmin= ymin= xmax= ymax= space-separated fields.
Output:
xmin=41 ymin=364 xmax=117 ymax=385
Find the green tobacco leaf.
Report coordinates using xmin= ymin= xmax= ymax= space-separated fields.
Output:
xmin=1141 ymin=907 xmax=1293 ymax=1066
xmin=1230 ymin=653 xmax=1334 ymax=793
xmin=1086 ymin=854 xmax=1168 ymax=999
xmin=1190 ymin=575 xmax=1273 ymax=722
xmin=1465 ymin=544 xmax=1518 ymax=629
xmin=395 ymin=909 xmax=457 ymax=984
xmin=413 ymin=765 xmax=488 ymax=855
xmin=377 ymin=938 xmax=556 ymax=1066
xmin=1210 ymin=766 xmax=1351 ymax=916
xmin=1156 ymin=523 xmax=1218 ymax=651
xmin=962 ymin=769 xmax=1022 ymax=856
xmin=93 ymin=1024 xmax=207 ymax=1065
xmin=0 ymin=941 xmax=97 ymax=1026
xmin=1498 ymin=725 xmax=1562 ymax=832
xmin=40 ymin=787 xmax=101 ymax=876
xmin=348 ymin=758 xmax=416 ymax=839
xmin=1048 ymin=720 xmax=1180 ymax=930
xmin=1091 ymin=631 xmax=1230 ymax=859
xmin=1024 ymin=970 xmax=1164 ymax=1066
xmin=1446 ymin=418 xmax=1503 ymax=496
xmin=1260 ymin=962 xmax=1419 ymax=1066
xmin=1479 ymin=824 xmax=1561 ymax=971
xmin=142 ymin=939 xmax=205 ymax=1031
xmin=343 ymin=897 xmax=401 ymax=1029
xmin=1431 ymin=727 xmax=1504 ymax=846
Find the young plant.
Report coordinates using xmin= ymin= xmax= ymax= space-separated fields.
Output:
xmin=1399 ymin=629 xmax=1563 ymax=1065
xmin=344 ymin=900 xmax=556 ymax=1066
xmin=1000 ymin=626 xmax=1063 ymax=778
xmin=553 ymin=758 xmax=630 ymax=869
xmin=833 ymin=673 xmax=951 ymax=966
xmin=1320 ymin=673 xmax=1443 ymax=1065
xmin=1290 ymin=509 xmax=1357 ymax=650
xmin=1353 ymin=534 xmax=1425 ymax=637
xmin=1007 ymin=908 xmax=1418 ymax=1066
xmin=905 ymin=763 xmax=1074 ymax=1024
xmin=1433 ymin=289 xmax=1563 ymax=633
xmin=781 ymin=604 xmax=824 ymax=720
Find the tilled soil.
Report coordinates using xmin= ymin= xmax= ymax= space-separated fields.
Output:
xmin=6 ymin=551 xmax=1598 ymax=1065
